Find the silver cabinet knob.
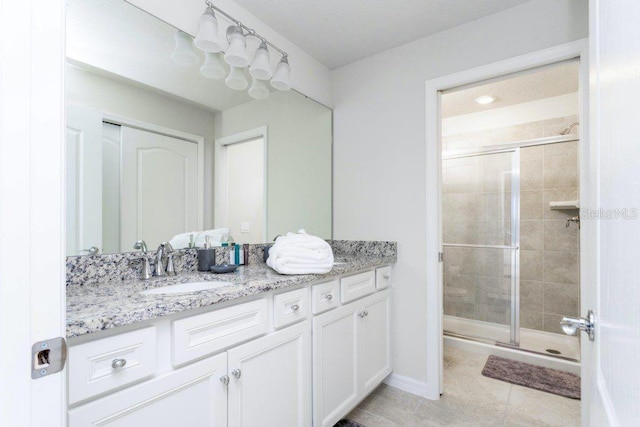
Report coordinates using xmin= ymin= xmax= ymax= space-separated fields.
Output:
xmin=219 ymin=375 xmax=229 ymax=385
xmin=324 ymin=294 xmax=333 ymax=300
xmin=358 ymin=311 xmax=366 ymax=318
xmin=111 ymin=358 xmax=127 ymax=369
xmin=364 ymin=310 xmax=369 ymax=317
xmin=231 ymin=368 xmax=241 ymax=379
xmin=383 ymin=274 xmax=390 ymax=280
xmin=290 ymin=304 xmax=300 ymax=311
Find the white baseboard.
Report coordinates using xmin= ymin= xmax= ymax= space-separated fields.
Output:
xmin=383 ymin=373 xmax=434 ymax=399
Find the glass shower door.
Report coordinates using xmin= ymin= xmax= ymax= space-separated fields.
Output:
xmin=442 ymin=149 xmax=520 ymax=345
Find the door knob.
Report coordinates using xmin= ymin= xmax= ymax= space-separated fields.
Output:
xmin=561 ymin=310 xmax=595 ymax=341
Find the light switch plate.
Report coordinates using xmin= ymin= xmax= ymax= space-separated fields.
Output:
xmin=241 ymin=222 xmax=250 ymax=233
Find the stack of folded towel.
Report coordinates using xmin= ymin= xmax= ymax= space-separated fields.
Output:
xmin=170 ymin=228 xmax=230 ymax=249
xmin=266 ymin=230 xmax=334 ymax=275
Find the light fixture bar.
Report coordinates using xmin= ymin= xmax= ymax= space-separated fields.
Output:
xmin=204 ymin=0 xmax=288 ymax=58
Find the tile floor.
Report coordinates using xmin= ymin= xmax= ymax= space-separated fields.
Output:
xmin=346 ymin=347 xmax=581 ymax=426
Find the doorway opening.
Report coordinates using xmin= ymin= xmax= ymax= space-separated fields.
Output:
xmin=215 ymin=127 xmax=267 ymax=243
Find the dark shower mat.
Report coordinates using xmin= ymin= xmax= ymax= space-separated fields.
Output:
xmin=481 ymin=355 xmax=581 ymax=399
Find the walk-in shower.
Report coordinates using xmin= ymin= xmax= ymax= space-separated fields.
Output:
xmin=442 ymin=135 xmax=581 ymax=363
xmin=440 ymin=59 xmax=582 ymax=369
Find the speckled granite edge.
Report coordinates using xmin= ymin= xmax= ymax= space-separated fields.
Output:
xmin=66 ymin=241 xmax=397 ymax=339
xmin=328 ymin=240 xmax=397 ymax=259
xmin=66 ymin=241 xmax=396 ymax=286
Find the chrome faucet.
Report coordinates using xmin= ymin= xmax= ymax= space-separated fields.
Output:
xmin=133 ymin=240 xmax=151 ymax=280
xmin=154 ymin=242 xmax=174 ymax=277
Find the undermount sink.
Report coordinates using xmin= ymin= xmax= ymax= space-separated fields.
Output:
xmin=140 ymin=281 xmax=231 ymax=295
xmin=333 ymin=261 xmax=347 ymax=265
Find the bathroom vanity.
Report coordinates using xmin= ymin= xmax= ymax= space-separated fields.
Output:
xmin=65 ymin=245 xmax=395 ymax=426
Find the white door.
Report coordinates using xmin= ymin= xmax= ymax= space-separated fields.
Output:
xmin=66 ymin=105 xmax=103 ymax=255
xmin=312 ymin=304 xmax=359 ymax=427
xmin=583 ymin=1 xmax=640 ymax=425
xmin=0 ymin=0 xmax=66 ymax=425
xmin=227 ymin=321 xmax=311 ymax=427
xmin=215 ymin=127 xmax=267 ymax=244
xmin=358 ymin=290 xmax=392 ymax=396
xmin=120 ymin=126 xmax=199 ymax=250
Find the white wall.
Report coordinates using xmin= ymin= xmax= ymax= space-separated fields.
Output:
xmin=66 ymin=65 xmax=217 ymax=228
xmin=331 ymin=0 xmax=588 ymax=388
xmin=128 ymin=0 xmax=332 ymax=107
xmin=214 ymin=91 xmax=332 ymax=240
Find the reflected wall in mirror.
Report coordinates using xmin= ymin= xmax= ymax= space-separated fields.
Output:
xmin=65 ymin=0 xmax=332 ymax=256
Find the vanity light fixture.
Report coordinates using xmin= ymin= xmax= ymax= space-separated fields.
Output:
xmin=200 ymin=52 xmax=227 ymax=79
xmin=474 ymin=95 xmax=496 ymax=105
xmin=225 ymin=66 xmax=249 ymax=90
xmin=171 ymin=31 xmax=199 ymax=67
xmin=248 ymin=77 xmax=270 ymax=99
xmin=178 ymin=0 xmax=291 ymax=98
xmin=194 ymin=4 xmax=226 ymax=52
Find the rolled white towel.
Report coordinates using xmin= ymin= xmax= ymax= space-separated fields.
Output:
xmin=170 ymin=232 xmax=198 ymax=249
xmin=267 ymin=230 xmax=333 ymax=275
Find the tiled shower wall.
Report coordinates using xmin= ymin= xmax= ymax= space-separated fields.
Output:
xmin=443 ymin=115 xmax=580 ymax=335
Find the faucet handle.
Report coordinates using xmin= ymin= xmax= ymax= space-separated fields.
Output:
xmin=165 ymin=252 xmax=183 ymax=276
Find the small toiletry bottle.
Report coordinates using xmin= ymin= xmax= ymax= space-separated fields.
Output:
xmin=243 ymin=243 xmax=249 ymax=266
xmin=188 ymin=234 xmax=195 ymax=248
xmin=197 ymin=236 xmax=215 ymax=271
xmin=221 ymin=234 xmax=229 ymax=247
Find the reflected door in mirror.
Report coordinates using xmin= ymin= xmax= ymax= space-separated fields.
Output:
xmin=120 ymin=127 xmax=200 ymax=250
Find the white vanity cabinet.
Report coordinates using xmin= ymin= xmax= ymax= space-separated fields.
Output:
xmin=68 ymin=352 xmax=228 ymax=426
xmin=67 ymin=265 xmax=392 ymax=427
xmin=227 ymin=321 xmax=311 ymax=426
xmin=312 ymin=288 xmax=392 ymax=427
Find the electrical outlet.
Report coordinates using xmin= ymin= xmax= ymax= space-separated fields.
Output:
xmin=241 ymin=222 xmax=250 ymax=233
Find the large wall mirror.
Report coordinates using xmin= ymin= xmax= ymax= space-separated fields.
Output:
xmin=65 ymin=0 xmax=332 ymax=256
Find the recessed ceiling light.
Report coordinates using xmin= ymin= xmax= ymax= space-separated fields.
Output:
xmin=475 ymin=95 xmax=496 ymax=105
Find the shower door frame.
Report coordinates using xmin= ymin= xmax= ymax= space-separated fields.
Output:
xmin=442 ymin=147 xmax=521 ymax=346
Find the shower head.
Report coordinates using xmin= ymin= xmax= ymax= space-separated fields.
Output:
xmin=560 ymin=121 xmax=579 ymax=135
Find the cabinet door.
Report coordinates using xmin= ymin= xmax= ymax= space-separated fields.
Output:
xmin=312 ymin=304 xmax=359 ymax=427
xmin=68 ymin=353 xmax=227 ymax=427
xmin=358 ymin=289 xmax=392 ymax=395
xmin=227 ymin=321 xmax=311 ymax=427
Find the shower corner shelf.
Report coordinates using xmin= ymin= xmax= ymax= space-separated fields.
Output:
xmin=549 ymin=200 xmax=580 ymax=210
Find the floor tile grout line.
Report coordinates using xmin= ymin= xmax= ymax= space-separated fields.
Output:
xmin=502 ymin=384 xmax=513 ymax=426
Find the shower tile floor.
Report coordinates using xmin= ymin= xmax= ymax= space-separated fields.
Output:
xmin=346 ymin=347 xmax=580 ymax=426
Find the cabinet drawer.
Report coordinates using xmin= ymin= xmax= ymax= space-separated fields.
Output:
xmin=375 ymin=266 xmax=392 ymax=290
xmin=340 ymin=270 xmax=375 ymax=303
xmin=172 ymin=298 xmax=268 ymax=366
xmin=273 ymin=287 xmax=309 ymax=329
xmin=68 ymin=326 xmax=157 ymax=404
xmin=311 ymin=280 xmax=340 ymax=314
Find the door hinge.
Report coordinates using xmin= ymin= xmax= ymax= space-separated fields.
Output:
xmin=438 ymin=252 xmax=444 ymax=263
xmin=31 ymin=337 xmax=67 ymax=379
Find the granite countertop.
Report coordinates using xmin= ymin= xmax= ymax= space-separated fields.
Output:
xmin=67 ymin=254 xmax=395 ymax=339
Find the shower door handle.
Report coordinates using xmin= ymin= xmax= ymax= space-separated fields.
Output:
xmin=561 ymin=310 xmax=595 ymax=341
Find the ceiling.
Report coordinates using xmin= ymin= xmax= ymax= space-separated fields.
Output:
xmin=233 ymin=0 xmax=531 ymax=69
xmin=442 ymin=59 xmax=580 ymax=117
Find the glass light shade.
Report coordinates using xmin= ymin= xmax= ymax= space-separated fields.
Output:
xmin=224 ymin=26 xmax=249 ymax=68
xmin=194 ymin=8 xmax=226 ymax=53
xmin=171 ymin=31 xmax=198 ymax=67
xmin=249 ymin=41 xmax=272 ymax=80
xmin=270 ymin=56 xmax=291 ymax=91
xmin=225 ymin=66 xmax=248 ymax=90
xmin=248 ymin=78 xmax=270 ymax=100
xmin=200 ymin=52 xmax=226 ymax=79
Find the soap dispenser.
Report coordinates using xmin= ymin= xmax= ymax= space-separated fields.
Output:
xmin=197 ymin=236 xmax=216 ymax=271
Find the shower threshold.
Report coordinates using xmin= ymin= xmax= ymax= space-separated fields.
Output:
xmin=443 ymin=315 xmax=580 ymax=362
